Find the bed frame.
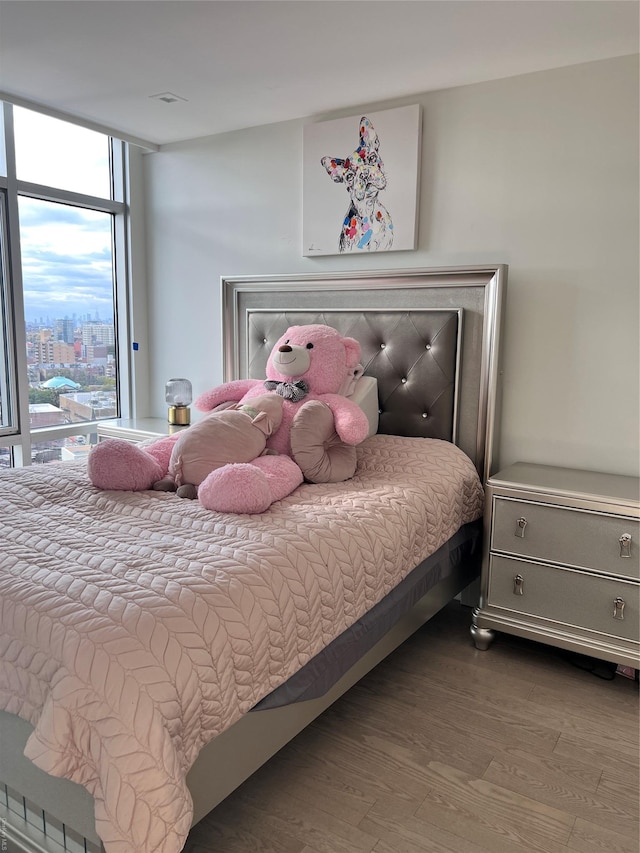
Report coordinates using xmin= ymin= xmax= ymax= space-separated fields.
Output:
xmin=1 ymin=265 xmax=507 ymax=853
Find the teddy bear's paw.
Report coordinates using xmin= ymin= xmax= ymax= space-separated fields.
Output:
xmin=87 ymin=440 xmax=165 ymax=491
xmin=250 ymin=455 xmax=304 ymax=501
xmin=176 ymin=483 xmax=198 ymax=500
xmin=197 ymin=464 xmax=273 ymax=514
xmin=153 ymin=478 xmax=177 ymax=492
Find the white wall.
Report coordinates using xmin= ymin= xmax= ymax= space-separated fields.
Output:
xmin=142 ymin=55 xmax=639 ymax=478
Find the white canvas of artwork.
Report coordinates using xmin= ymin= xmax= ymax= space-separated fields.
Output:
xmin=303 ymin=105 xmax=421 ymax=257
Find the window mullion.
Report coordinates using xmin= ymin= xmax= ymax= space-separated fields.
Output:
xmin=16 ymin=179 xmax=125 ymax=215
xmin=111 ymin=139 xmax=133 ymax=419
xmin=0 ymin=192 xmax=18 ymax=438
xmin=2 ymin=102 xmax=31 ymax=463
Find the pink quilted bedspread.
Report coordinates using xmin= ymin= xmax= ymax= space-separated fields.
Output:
xmin=0 ymin=436 xmax=483 ymax=853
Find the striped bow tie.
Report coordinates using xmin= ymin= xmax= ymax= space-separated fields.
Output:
xmin=263 ymin=379 xmax=309 ymax=402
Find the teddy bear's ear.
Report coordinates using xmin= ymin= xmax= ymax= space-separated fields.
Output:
xmin=343 ymin=337 xmax=362 ymax=369
xmin=251 ymin=410 xmax=276 ymax=436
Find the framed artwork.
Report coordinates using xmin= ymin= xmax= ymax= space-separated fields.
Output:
xmin=303 ymin=104 xmax=422 ymax=257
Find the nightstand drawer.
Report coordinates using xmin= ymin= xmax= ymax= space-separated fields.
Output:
xmin=491 ymin=497 xmax=639 ymax=580
xmin=488 ymin=555 xmax=639 ymax=642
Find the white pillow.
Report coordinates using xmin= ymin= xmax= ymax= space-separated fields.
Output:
xmin=349 ymin=375 xmax=379 ymax=437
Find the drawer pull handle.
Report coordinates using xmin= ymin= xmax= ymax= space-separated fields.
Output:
xmin=515 ymin=517 xmax=528 ymax=538
xmin=619 ymin=534 xmax=632 ymax=558
xmin=613 ymin=597 xmax=625 ymax=620
xmin=513 ymin=574 xmax=524 ymax=595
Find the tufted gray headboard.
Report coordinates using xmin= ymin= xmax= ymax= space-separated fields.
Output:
xmin=221 ymin=265 xmax=507 ymax=483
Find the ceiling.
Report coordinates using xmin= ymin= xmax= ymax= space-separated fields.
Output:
xmin=0 ymin=1 xmax=638 ymax=148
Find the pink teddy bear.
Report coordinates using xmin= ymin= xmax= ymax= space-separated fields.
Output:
xmin=87 ymin=324 xmax=370 ymax=514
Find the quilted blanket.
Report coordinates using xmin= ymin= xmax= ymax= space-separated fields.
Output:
xmin=0 ymin=436 xmax=483 ymax=853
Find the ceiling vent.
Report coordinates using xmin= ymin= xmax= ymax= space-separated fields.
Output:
xmin=149 ymin=92 xmax=188 ymax=104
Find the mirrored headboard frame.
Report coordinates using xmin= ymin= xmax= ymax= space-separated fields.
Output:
xmin=221 ymin=265 xmax=507 ymax=483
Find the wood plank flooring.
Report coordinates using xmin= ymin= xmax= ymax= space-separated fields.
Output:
xmin=183 ymin=602 xmax=639 ymax=853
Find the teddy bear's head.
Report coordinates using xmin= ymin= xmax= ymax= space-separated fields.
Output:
xmin=266 ymin=324 xmax=362 ymax=396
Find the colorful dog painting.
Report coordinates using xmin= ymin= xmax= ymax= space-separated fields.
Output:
xmin=321 ymin=116 xmax=394 ymax=253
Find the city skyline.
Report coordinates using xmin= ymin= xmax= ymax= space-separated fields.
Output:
xmin=25 ymin=313 xmax=114 ymax=328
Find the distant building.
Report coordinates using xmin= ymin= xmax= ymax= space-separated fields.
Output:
xmin=29 ymin=403 xmax=66 ymax=428
xmin=55 ymin=318 xmax=75 ymax=344
xmin=61 ymin=445 xmax=93 ymax=462
xmin=84 ymin=345 xmax=108 ymax=364
xmin=32 ymin=341 xmax=76 ymax=366
xmin=59 ymin=391 xmax=116 ymax=422
xmin=82 ymin=323 xmax=115 ymax=347
xmin=41 ymin=376 xmax=82 ymax=391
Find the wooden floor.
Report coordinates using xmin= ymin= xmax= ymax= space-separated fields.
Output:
xmin=183 ymin=602 xmax=639 ymax=853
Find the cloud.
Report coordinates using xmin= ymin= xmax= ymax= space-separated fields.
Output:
xmin=18 ymin=199 xmax=114 ymax=321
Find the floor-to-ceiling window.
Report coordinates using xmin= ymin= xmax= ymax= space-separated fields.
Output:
xmin=0 ymin=102 xmax=131 ymax=467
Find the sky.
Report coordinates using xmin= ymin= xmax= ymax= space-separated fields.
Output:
xmin=13 ymin=107 xmax=115 ymax=325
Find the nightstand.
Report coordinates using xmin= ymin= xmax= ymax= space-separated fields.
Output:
xmin=97 ymin=417 xmax=188 ymax=444
xmin=471 ymin=462 xmax=640 ymax=668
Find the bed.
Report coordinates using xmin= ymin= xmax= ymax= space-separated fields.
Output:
xmin=0 ymin=264 xmax=507 ymax=853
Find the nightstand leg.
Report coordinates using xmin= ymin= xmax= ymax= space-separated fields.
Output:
xmin=470 ymin=614 xmax=495 ymax=651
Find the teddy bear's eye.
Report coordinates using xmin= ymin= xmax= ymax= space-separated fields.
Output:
xmin=284 ymin=339 xmax=289 ymax=345
xmin=306 ymin=342 xmax=314 ymax=349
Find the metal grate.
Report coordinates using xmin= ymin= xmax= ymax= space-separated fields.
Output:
xmin=0 ymin=782 xmax=104 ymax=853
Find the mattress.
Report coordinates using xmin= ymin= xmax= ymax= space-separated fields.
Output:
xmin=0 ymin=435 xmax=483 ymax=853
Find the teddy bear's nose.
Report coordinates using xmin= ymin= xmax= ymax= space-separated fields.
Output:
xmin=279 ymin=345 xmax=292 ymax=353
